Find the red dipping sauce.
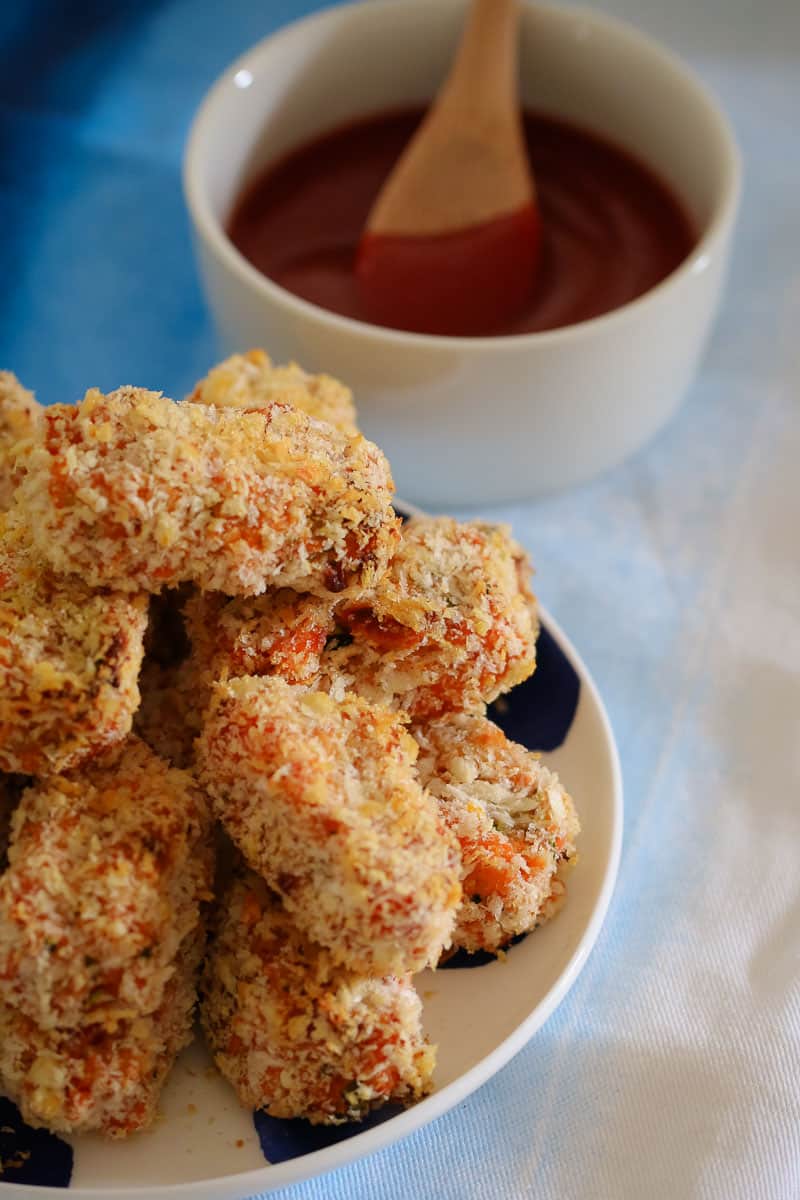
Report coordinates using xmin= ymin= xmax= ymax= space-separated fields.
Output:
xmin=228 ymin=108 xmax=696 ymax=338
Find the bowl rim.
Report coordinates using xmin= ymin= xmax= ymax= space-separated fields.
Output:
xmin=183 ymin=0 xmax=742 ymax=352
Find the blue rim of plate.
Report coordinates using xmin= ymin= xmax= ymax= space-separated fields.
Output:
xmin=0 ymin=504 xmax=623 ymax=1198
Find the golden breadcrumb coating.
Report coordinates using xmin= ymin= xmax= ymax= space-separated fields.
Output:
xmin=18 ymin=386 xmax=399 ymax=596
xmin=184 ymin=587 xmax=336 ymax=690
xmin=414 ymin=714 xmax=579 ymax=956
xmin=0 ymin=371 xmax=42 ymax=509
xmin=197 ymin=676 xmax=461 ymax=975
xmin=189 ymin=349 xmax=358 ymax=435
xmin=202 ymin=875 xmax=434 ymax=1124
xmin=319 ymin=516 xmax=538 ymax=719
xmin=0 ymin=519 xmax=148 ymax=776
xmin=0 ymin=738 xmax=213 ymax=1031
xmin=0 ymin=930 xmax=203 ymax=1138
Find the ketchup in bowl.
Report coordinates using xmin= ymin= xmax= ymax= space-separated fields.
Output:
xmin=228 ymin=108 xmax=695 ymax=338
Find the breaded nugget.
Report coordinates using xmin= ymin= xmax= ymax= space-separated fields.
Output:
xmin=0 ymin=371 xmax=41 ymax=508
xmin=197 ymin=677 xmax=461 ymax=974
xmin=319 ymin=516 xmax=538 ymax=719
xmin=184 ymin=587 xmax=336 ymax=689
xmin=184 ymin=520 xmax=538 ymax=720
xmin=414 ymin=714 xmax=579 ymax=957
xmin=0 ymin=520 xmax=148 ymax=776
xmin=202 ymin=875 xmax=434 ymax=1124
xmin=0 ymin=930 xmax=203 ymax=1138
xmin=18 ymin=386 xmax=399 ymax=596
xmin=0 ymin=737 xmax=212 ymax=1030
xmin=189 ymin=349 xmax=358 ymax=435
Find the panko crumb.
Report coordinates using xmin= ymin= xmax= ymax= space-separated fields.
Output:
xmin=197 ymin=676 xmax=461 ymax=975
xmin=414 ymin=714 xmax=579 ymax=957
xmin=188 ymin=350 xmax=358 ymax=435
xmin=202 ymin=875 xmax=435 ymax=1124
xmin=18 ymin=386 xmax=399 ymax=597
xmin=0 ymin=930 xmax=204 ymax=1139
xmin=0 ymin=371 xmax=42 ymax=509
xmin=0 ymin=518 xmax=148 ymax=776
xmin=318 ymin=516 xmax=539 ymax=718
xmin=0 ymin=737 xmax=212 ymax=1030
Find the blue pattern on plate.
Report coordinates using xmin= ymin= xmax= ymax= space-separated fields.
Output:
xmin=439 ymin=932 xmax=529 ymax=970
xmin=254 ymin=1103 xmax=407 ymax=1164
xmin=0 ymin=1098 xmax=73 ymax=1188
xmin=489 ymin=624 xmax=580 ymax=752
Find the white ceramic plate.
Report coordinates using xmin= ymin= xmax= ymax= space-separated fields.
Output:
xmin=0 ymin=555 xmax=622 ymax=1199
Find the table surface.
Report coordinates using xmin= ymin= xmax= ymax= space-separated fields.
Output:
xmin=1 ymin=1 xmax=798 ymax=1198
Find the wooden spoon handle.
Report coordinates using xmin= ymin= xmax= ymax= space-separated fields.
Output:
xmin=366 ymin=0 xmax=533 ymax=236
xmin=440 ymin=0 xmax=521 ymax=119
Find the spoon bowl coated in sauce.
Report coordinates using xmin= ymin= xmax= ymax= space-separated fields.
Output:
xmin=356 ymin=0 xmax=541 ymax=335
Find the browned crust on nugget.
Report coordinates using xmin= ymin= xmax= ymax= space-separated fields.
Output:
xmin=0 ymin=737 xmax=212 ymax=1030
xmin=18 ymin=386 xmax=399 ymax=596
xmin=197 ymin=676 xmax=461 ymax=974
xmin=202 ymin=875 xmax=434 ymax=1124
xmin=414 ymin=714 xmax=579 ymax=956
xmin=189 ymin=350 xmax=358 ymax=435
xmin=0 ymin=520 xmax=148 ymax=775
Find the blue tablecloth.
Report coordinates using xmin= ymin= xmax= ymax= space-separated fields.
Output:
xmin=1 ymin=2 xmax=798 ymax=1198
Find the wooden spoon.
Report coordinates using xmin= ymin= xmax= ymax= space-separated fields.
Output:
xmin=356 ymin=0 xmax=541 ymax=337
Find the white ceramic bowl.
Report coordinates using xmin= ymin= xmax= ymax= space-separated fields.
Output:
xmin=184 ymin=0 xmax=741 ymax=506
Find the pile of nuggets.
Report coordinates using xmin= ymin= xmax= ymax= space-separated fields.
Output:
xmin=0 ymin=350 xmax=579 ymax=1138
